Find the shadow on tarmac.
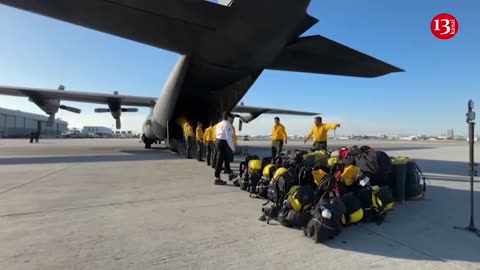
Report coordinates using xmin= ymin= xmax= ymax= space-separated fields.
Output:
xmin=0 ymin=148 xmax=179 ymax=165
xmin=238 ymin=147 xmax=480 ymax=264
xmin=323 ymin=185 xmax=480 ymax=264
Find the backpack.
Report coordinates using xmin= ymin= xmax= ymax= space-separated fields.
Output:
xmin=314 ymin=174 xmax=338 ymax=205
xmin=239 ymin=155 xmax=260 ymax=175
xmin=339 ymin=146 xmax=362 ymax=166
xmin=405 ymin=160 xmax=426 ymax=200
xmin=268 ymin=167 xmax=296 ymax=204
xmin=261 ymin=157 xmax=273 ymax=168
xmin=262 ymin=164 xmax=277 ymax=180
xmin=303 ymin=150 xmax=328 ymax=169
xmin=286 ymin=185 xmax=316 ymax=212
xmin=255 ymin=177 xmax=270 ymax=199
xmin=238 ymin=155 xmax=260 ymax=190
xmin=267 ymin=167 xmax=287 ymax=202
xmin=357 ymin=185 xmax=394 ymax=224
xmin=304 ymin=198 xmax=346 ymax=243
xmin=298 ymin=166 xmax=316 ymax=187
xmin=247 ymin=171 xmax=262 ymax=195
xmin=355 ymin=150 xmax=392 ymax=186
xmin=340 ymin=192 xmax=364 ymax=225
xmin=278 ymin=207 xmax=312 ymax=228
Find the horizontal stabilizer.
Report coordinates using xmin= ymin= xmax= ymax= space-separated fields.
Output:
xmin=232 ymin=105 xmax=318 ymax=116
xmin=266 ymin=35 xmax=404 ymax=78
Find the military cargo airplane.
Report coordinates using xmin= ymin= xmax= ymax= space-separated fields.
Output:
xmin=0 ymin=0 xmax=403 ymax=153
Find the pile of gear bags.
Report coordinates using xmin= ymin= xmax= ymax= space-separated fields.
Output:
xmin=234 ymin=145 xmax=426 ymax=244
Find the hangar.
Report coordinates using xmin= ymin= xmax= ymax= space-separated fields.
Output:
xmin=0 ymin=107 xmax=68 ymax=138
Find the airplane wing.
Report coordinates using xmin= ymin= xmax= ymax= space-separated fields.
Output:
xmin=266 ymin=35 xmax=404 ymax=78
xmin=232 ymin=105 xmax=318 ymax=116
xmin=0 ymin=85 xmax=156 ymax=107
xmin=0 ymin=0 xmax=230 ymax=54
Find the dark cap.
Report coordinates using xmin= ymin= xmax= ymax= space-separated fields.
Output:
xmin=222 ymin=112 xmax=234 ymax=120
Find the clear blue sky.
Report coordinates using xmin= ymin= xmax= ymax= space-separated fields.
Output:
xmin=0 ymin=1 xmax=479 ymax=136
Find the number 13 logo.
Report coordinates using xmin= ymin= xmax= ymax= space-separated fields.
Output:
xmin=431 ymin=13 xmax=458 ymax=39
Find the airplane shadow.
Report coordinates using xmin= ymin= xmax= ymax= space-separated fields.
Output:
xmin=0 ymin=148 xmax=179 ymax=165
xmin=322 ymin=184 xmax=480 ymax=264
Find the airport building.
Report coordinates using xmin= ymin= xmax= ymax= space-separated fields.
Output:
xmin=82 ymin=126 xmax=113 ymax=137
xmin=447 ymin=129 xmax=454 ymax=140
xmin=0 ymin=107 xmax=68 ymax=138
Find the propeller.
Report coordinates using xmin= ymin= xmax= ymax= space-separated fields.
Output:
xmin=94 ymin=107 xmax=138 ymax=130
xmin=94 ymin=108 xmax=111 ymax=113
xmin=121 ymin=108 xmax=138 ymax=113
xmin=60 ymin=105 xmax=81 ymax=114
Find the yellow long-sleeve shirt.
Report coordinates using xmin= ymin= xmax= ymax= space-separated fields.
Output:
xmin=182 ymin=122 xmax=194 ymax=137
xmin=203 ymin=126 xmax=212 ymax=142
xmin=305 ymin=123 xmax=337 ymax=142
xmin=272 ymin=124 xmax=287 ymax=141
xmin=195 ymin=126 xmax=204 ymax=141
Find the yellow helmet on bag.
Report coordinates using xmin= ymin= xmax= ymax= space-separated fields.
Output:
xmin=273 ymin=167 xmax=288 ymax=181
xmin=341 ymin=165 xmax=359 ymax=186
xmin=312 ymin=168 xmax=328 ymax=186
xmin=263 ymin=164 xmax=276 ymax=178
xmin=248 ymin=159 xmax=262 ymax=171
xmin=328 ymin=155 xmax=339 ymax=166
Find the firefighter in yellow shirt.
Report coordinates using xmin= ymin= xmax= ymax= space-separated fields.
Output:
xmin=271 ymin=117 xmax=287 ymax=160
xmin=181 ymin=119 xmax=195 ymax=159
xmin=195 ymin=122 xmax=205 ymax=162
xmin=304 ymin=116 xmax=340 ymax=151
xmin=203 ymin=121 xmax=215 ymax=166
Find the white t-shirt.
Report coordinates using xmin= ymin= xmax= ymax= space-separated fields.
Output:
xmin=215 ymin=120 xmax=235 ymax=151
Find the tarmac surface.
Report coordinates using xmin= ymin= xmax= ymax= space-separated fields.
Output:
xmin=1 ymin=138 xmax=480 ymax=270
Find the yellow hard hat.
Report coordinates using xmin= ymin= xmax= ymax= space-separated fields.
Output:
xmin=272 ymin=167 xmax=288 ymax=181
xmin=312 ymin=168 xmax=328 ymax=186
xmin=341 ymin=165 xmax=359 ymax=186
xmin=328 ymin=156 xmax=339 ymax=166
xmin=263 ymin=164 xmax=275 ymax=178
xmin=248 ymin=159 xmax=262 ymax=171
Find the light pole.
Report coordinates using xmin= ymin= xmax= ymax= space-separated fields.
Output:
xmin=454 ymin=99 xmax=479 ymax=237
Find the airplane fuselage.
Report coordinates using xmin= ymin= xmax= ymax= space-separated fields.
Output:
xmin=142 ymin=0 xmax=314 ymax=148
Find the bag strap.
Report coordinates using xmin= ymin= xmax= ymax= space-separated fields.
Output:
xmin=414 ymin=162 xmax=427 ymax=196
xmin=239 ymin=162 xmax=246 ymax=177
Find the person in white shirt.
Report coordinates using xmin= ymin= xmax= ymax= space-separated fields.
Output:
xmin=214 ymin=112 xmax=236 ymax=185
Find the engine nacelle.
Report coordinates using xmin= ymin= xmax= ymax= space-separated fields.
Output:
xmin=28 ymin=85 xmax=81 ymax=125
xmin=29 ymin=97 xmax=60 ymax=115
